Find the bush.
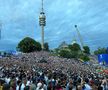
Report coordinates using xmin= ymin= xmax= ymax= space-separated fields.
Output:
xmin=80 ymin=54 xmax=90 ymax=62
xmin=59 ymin=49 xmax=72 ymax=58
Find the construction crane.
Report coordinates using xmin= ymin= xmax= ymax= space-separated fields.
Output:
xmin=74 ymin=25 xmax=84 ymax=49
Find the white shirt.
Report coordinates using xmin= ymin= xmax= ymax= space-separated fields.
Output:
xmin=16 ymin=85 xmax=19 ymax=90
xmin=26 ymin=80 xmax=30 ymax=86
xmin=5 ymin=77 xmax=10 ymax=84
xmin=20 ymin=83 xmax=25 ymax=90
xmin=84 ymin=84 xmax=92 ymax=90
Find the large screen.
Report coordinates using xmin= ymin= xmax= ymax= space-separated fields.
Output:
xmin=98 ymin=54 xmax=108 ymax=65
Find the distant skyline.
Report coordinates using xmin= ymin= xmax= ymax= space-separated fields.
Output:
xmin=0 ymin=0 xmax=108 ymax=51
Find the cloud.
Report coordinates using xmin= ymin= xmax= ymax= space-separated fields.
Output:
xmin=0 ymin=0 xmax=108 ymax=51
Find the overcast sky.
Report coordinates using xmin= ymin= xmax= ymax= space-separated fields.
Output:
xmin=0 ymin=0 xmax=108 ymax=51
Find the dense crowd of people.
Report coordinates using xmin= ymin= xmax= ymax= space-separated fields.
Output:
xmin=0 ymin=51 xmax=108 ymax=90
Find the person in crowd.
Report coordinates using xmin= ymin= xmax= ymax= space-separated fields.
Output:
xmin=66 ymin=79 xmax=74 ymax=90
xmin=2 ymin=83 xmax=10 ymax=90
xmin=82 ymin=78 xmax=92 ymax=90
xmin=30 ymin=80 xmax=36 ymax=90
xmin=0 ymin=51 xmax=108 ymax=90
xmin=0 ymin=79 xmax=4 ymax=90
xmin=20 ymin=78 xmax=27 ymax=90
xmin=16 ymin=80 xmax=21 ymax=90
xmin=55 ymin=80 xmax=63 ymax=90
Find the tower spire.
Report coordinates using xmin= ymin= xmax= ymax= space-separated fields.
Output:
xmin=41 ymin=0 xmax=44 ymax=12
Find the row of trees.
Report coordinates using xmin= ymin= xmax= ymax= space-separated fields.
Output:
xmin=94 ymin=47 xmax=108 ymax=55
xmin=17 ymin=37 xmax=91 ymax=62
xmin=58 ymin=43 xmax=90 ymax=62
xmin=58 ymin=44 xmax=108 ymax=61
xmin=17 ymin=37 xmax=49 ymax=53
xmin=16 ymin=37 xmax=108 ymax=62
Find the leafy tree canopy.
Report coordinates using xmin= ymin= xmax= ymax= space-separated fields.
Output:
xmin=44 ymin=42 xmax=49 ymax=51
xmin=94 ymin=47 xmax=108 ymax=55
xmin=59 ymin=49 xmax=72 ymax=58
xmin=80 ymin=54 xmax=90 ymax=62
xmin=83 ymin=46 xmax=90 ymax=54
xmin=68 ymin=43 xmax=81 ymax=51
xmin=17 ymin=37 xmax=41 ymax=53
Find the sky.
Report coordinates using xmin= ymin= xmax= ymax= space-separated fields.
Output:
xmin=0 ymin=0 xmax=108 ymax=51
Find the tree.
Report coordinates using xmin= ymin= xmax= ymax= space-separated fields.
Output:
xmin=17 ymin=37 xmax=41 ymax=53
xmin=94 ymin=47 xmax=108 ymax=55
xmin=68 ymin=43 xmax=81 ymax=59
xmin=54 ymin=48 xmax=59 ymax=53
xmin=56 ymin=43 xmax=83 ymax=59
xmin=68 ymin=44 xmax=73 ymax=50
xmin=70 ymin=43 xmax=81 ymax=51
xmin=59 ymin=49 xmax=72 ymax=58
xmin=83 ymin=46 xmax=90 ymax=54
xmin=80 ymin=54 xmax=90 ymax=62
xmin=44 ymin=42 xmax=49 ymax=51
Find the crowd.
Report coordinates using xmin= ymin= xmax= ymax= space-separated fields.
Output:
xmin=0 ymin=51 xmax=108 ymax=90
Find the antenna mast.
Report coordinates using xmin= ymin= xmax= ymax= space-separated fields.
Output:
xmin=39 ymin=0 xmax=46 ymax=50
xmin=42 ymin=0 xmax=44 ymax=12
